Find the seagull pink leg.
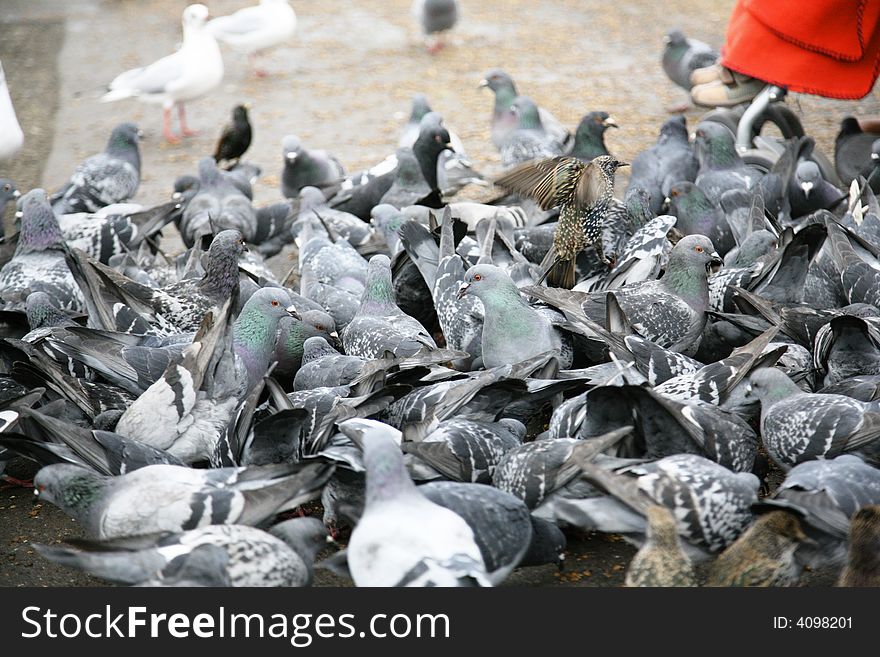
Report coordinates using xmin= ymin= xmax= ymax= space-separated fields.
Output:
xmin=178 ymin=103 xmax=198 ymax=137
xmin=163 ymin=107 xmax=180 ymax=144
xmin=249 ymin=53 xmax=268 ymax=78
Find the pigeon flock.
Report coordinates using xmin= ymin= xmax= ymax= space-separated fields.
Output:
xmin=1 ymin=4 xmax=880 ymax=589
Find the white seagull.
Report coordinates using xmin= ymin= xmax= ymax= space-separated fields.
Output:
xmin=207 ymin=0 xmax=297 ymax=77
xmin=0 ymin=60 xmax=24 ymax=162
xmin=100 ymin=4 xmax=223 ymax=143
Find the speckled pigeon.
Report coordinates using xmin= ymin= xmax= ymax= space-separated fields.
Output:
xmin=51 ymin=123 xmax=141 ymax=215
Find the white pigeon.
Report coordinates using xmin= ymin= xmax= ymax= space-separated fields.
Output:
xmin=340 ymin=419 xmax=490 ymax=587
xmin=100 ymin=4 xmax=223 ymax=143
xmin=207 ymin=0 xmax=297 ymax=76
xmin=0 ymin=60 xmax=24 ymax=162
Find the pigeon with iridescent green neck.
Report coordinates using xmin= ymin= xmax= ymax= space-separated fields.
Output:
xmin=24 ymin=291 xmax=78 ymax=336
xmin=668 ymin=181 xmax=735 ymax=255
xmin=499 ymin=96 xmax=562 ymax=168
xmin=457 ymin=263 xmax=568 ymax=368
xmin=270 ymin=308 xmax=337 ymax=382
xmin=480 ymin=69 xmax=571 ymax=152
xmin=0 ymin=189 xmax=83 ymax=312
xmin=693 ymin=122 xmax=761 ymax=205
xmin=233 ymin=287 xmax=299 ymax=391
xmin=342 ymin=254 xmax=436 ymax=359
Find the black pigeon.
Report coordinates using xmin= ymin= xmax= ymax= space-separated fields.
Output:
xmin=835 ymin=116 xmax=878 ymax=186
xmin=213 ymin=104 xmax=252 ymax=167
xmin=570 ymin=111 xmax=617 ymax=162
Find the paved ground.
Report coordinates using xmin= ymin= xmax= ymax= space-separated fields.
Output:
xmin=1 ymin=0 xmax=876 ymax=586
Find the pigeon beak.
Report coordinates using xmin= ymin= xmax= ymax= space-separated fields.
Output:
xmin=325 ymin=534 xmax=336 ymax=545
xmin=663 ymin=35 xmax=671 ymax=44
xmin=708 ymin=252 xmax=723 ymax=273
xmin=444 ymin=141 xmax=455 ymax=153
xmin=873 ymin=152 xmax=879 ymax=161
xmin=136 ymin=129 xmax=144 ymax=140
xmin=478 ymin=78 xmax=489 ymax=89
xmin=286 ymin=152 xmax=298 ymax=162
xmin=244 ymin=102 xmax=253 ymax=110
xmin=12 ymin=189 xmax=20 ymax=199
xmin=286 ymin=305 xmax=300 ymax=319
xmin=557 ymin=553 xmax=565 ymax=572
xmin=329 ymin=330 xmax=339 ymax=339
xmin=457 ymin=282 xmax=470 ymax=299
xmin=14 ymin=210 xmax=22 ymax=220
xmin=800 ymin=181 xmax=813 ymax=198
xmin=664 ymin=196 xmax=671 ymax=205
xmin=603 ymin=117 xmax=619 ymax=128
xmin=616 ymin=161 xmax=629 ymax=168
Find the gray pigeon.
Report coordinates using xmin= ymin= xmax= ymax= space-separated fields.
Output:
xmin=789 ymin=160 xmax=845 ymax=219
xmin=626 ymin=116 xmax=699 ymax=213
xmin=280 ymin=135 xmax=345 ymax=198
xmin=593 ymin=214 xmax=676 ymax=291
xmin=757 ymin=455 xmax=880 ymax=567
xmin=661 ymin=28 xmax=719 ymax=90
xmin=51 ymin=123 xmax=141 ymax=215
xmin=341 ymin=419 xmax=489 ymax=587
xmin=289 ymin=187 xmax=371 ymax=247
xmin=528 ymin=234 xmax=722 ymax=357
xmin=553 ymin=453 xmax=760 ymax=556
xmin=458 ymin=263 xmax=570 ymax=368
xmin=0 ymin=189 xmax=84 ymax=312
xmin=68 ymin=229 xmax=245 ymax=334
xmin=342 ymin=254 xmax=437 ymax=358
xmin=499 ymin=96 xmax=562 ymax=168
xmin=402 ymin=417 xmax=524 ymax=483
xmin=667 ymin=181 xmax=735 ymax=255
xmin=746 ymin=368 xmax=880 ymax=469
xmin=419 ymin=481 xmax=538 ymax=584
xmin=33 ymin=461 xmax=333 ymax=539
xmin=270 ymin=307 xmax=337 ymax=383
xmin=379 ymin=147 xmax=433 ymax=208
xmin=693 ymin=122 xmax=761 ymax=205
xmin=813 ymin=315 xmax=880 ymax=387
xmin=179 ymin=157 xmax=256 ymax=246
xmin=480 ymin=68 xmax=571 ymax=152
xmin=293 ymin=336 xmax=364 ymax=390
xmin=35 ymin=517 xmax=329 ymax=587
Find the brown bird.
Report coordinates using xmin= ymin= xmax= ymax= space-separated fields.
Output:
xmin=625 ymin=505 xmax=697 ymax=587
xmin=707 ymin=511 xmax=810 ymax=587
xmin=837 ymin=504 xmax=880 ymax=587
xmin=495 ymin=154 xmax=627 ymax=289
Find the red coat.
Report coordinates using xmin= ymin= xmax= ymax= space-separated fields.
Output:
xmin=722 ymin=0 xmax=880 ymax=99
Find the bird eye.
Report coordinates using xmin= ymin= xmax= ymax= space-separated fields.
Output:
xmin=474 ymin=274 xmax=482 ymax=281
xmin=2 ymin=184 xmax=8 ymax=191
xmin=316 ymin=324 xmax=324 ymax=331
xmin=271 ymin=300 xmax=280 ymax=307
xmin=695 ymin=246 xmax=704 ymax=253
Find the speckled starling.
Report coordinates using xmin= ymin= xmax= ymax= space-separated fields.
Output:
xmin=495 ymin=154 xmax=627 ymax=289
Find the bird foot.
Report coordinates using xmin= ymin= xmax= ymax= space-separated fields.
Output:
xmin=426 ymin=41 xmax=445 ymax=55
xmin=1 ymin=476 xmax=34 ymax=490
xmin=180 ymin=128 xmax=199 ymax=138
xmin=253 ymin=68 xmax=269 ymax=78
xmin=163 ymin=131 xmax=181 ymax=145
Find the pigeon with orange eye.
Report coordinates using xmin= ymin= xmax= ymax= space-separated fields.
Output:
xmin=458 ymin=264 xmax=571 ymax=369
xmin=271 ymin=309 xmax=338 ymax=384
